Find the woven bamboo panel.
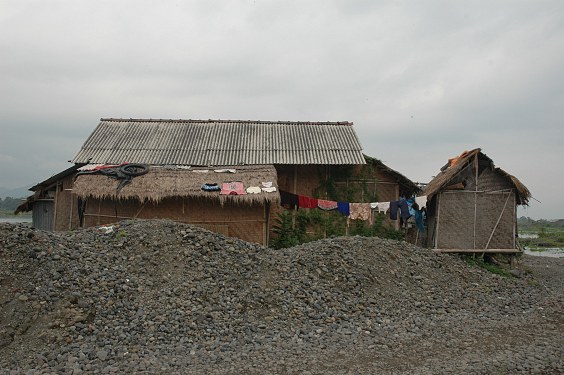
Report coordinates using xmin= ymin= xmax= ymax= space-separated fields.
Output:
xmin=436 ymin=192 xmax=475 ymax=248
xmin=435 ymin=191 xmax=515 ymax=250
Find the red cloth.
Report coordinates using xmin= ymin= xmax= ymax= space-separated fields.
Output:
xmin=317 ymin=199 xmax=338 ymax=210
xmin=298 ymin=195 xmax=318 ymax=208
xmin=220 ymin=182 xmax=246 ymax=195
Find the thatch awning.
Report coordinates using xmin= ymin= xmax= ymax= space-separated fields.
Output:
xmin=423 ymin=148 xmax=531 ymax=205
xmin=72 ymin=165 xmax=280 ymax=205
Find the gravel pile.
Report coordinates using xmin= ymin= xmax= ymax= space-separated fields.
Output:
xmin=1 ymin=219 xmax=562 ymax=374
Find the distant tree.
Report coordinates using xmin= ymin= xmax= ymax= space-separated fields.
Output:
xmin=0 ymin=197 xmax=24 ymax=211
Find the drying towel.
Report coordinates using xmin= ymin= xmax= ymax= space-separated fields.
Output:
xmin=370 ymin=202 xmax=378 ymax=209
xmin=349 ymin=203 xmax=373 ymax=224
xmin=337 ymin=202 xmax=350 ymax=216
xmin=280 ymin=191 xmax=299 ymax=210
xmin=220 ymin=182 xmax=246 ymax=195
xmin=318 ymin=199 xmax=338 ymax=210
xmin=298 ymin=195 xmax=318 ymax=209
xmin=262 ymin=181 xmax=273 ymax=188
xmin=261 ymin=187 xmax=277 ymax=193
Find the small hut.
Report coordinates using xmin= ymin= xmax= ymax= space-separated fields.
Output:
xmin=423 ymin=148 xmax=531 ymax=253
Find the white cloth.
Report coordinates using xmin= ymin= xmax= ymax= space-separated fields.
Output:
xmin=261 ymin=187 xmax=277 ymax=193
xmin=415 ymin=196 xmax=427 ymax=209
xmin=214 ymin=169 xmax=236 ymax=173
xmin=246 ymin=186 xmax=262 ymax=194
xmin=376 ymin=201 xmax=390 ymax=214
xmin=262 ymin=181 xmax=273 ymax=188
xmin=370 ymin=202 xmax=378 ymax=209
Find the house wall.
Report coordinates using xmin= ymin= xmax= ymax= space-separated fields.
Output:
xmin=432 ymin=190 xmax=516 ymax=250
xmin=81 ymin=196 xmax=268 ymax=245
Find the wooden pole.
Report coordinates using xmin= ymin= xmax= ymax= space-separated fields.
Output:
xmin=473 ymin=154 xmax=479 ymax=250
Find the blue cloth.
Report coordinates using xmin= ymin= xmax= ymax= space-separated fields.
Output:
xmin=414 ymin=210 xmax=425 ymax=231
xmin=399 ymin=198 xmax=411 ymax=221
xmin=389 ymin=200 xmax=399 ymax=220
xmin=337 ymin=202 xmax=350 ymax=216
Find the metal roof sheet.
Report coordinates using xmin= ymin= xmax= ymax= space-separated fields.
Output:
xmin=72 ymin=119 xmax=366 ymax=165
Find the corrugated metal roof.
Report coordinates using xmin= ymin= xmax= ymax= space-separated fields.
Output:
xmin=71 ymin=119 xmax=366 ymax=166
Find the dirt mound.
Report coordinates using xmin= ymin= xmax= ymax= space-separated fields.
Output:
xmin=1 ymin=220 xmax=562 ymax=374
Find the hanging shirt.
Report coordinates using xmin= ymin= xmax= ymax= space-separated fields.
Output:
xmin=318 ymin=199 xmax=338 ymax=210
xmin=415 ymin=195 xmax=427 ymax=209
xmin=376 ymin=201 xmax=390 ymax=214
xmin=349 ymin=203 xmax=373 ymax=225
xmin=337 ymin=202 xmax=350 ymax=216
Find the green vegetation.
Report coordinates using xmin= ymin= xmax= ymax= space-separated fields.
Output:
xmin=517 ymin=217 xmax=564 ymax=250
xmin=462 ymin=255 xmax=514 ymax=278
xmin=0 ymin=197 xmax=25 ymax=213
xmin=270 ymin=209 xmax=403 ymax=249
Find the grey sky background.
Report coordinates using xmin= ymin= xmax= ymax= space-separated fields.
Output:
xmin=1 ymin=0 xmax=563 ymax=219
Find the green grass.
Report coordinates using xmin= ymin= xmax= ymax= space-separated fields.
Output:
xmin=518 ymin=227 xmax=564 ymax=250
xmin=463 ymin=255 xmax=514 ymax=278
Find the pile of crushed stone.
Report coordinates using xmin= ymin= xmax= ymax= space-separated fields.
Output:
xmin=1 ymin=219 xmax=562 ymax=374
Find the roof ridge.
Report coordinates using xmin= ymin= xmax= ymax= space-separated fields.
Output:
xmin=99 ymin=118 xmax=353 ymax=126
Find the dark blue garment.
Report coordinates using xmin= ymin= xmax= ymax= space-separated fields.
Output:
xmin=389 ymin=200 xmax=400 ymax=220
xmin=337 ymin=202 xmax=350 ymax=216
xmin=399 ymin=198 xmax=410 ymax=221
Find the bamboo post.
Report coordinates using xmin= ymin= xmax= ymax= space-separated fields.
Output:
xmin=473 ymin=154 xmax=479 ymax=250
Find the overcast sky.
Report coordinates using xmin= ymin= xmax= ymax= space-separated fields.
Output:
xmin=1 ymin=0 xmax=563 ymax=219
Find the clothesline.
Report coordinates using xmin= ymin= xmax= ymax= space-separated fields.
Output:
xmin=280 ymin=190 xmax=428 ymax=229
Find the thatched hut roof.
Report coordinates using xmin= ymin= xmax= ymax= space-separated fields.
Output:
xmin=72 ymin=165 xmax=279 ymax=205
xmin=363 ymin=154 xmax=420 ymax=195
xmin=423 ymin=148 xmax=531 ymax=205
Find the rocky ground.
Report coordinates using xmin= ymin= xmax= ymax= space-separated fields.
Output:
xmin=1 ymin=219 xmax=562 ymax=374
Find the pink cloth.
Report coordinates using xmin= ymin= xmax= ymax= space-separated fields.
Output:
xmin=220 ymin=182 xmax=246 ymax=195
xmin=349 ymin=203 xmax=373 ymax=224
xmin=317 ymin=199 xmax=338 ymax=210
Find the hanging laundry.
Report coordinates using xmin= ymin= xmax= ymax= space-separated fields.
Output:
xmin=407 ymin=197 xmax=416 ymax=217
xmin=261 ymin=182 xmax=273 ymax=188
xmin=246 ymin=186 xmax=262 ymax=194
xmin=318 ymin=199 xmax=338 ymax=210
xmin=298 ymin=195 xmax=318 ymax=209
xmin=414 ymin=210 xmax=426 ymax=231
xmin=370 ymin=202 xmax=378 ymax=209
xmin=193 ymin=169 xmax=210 ymax=173
xmin=376 ymin=201 xmax=390 ymax=214
xmin=399 ymin=198 xmax=411 ymax=221
xmin=220 ymin=182 xmax=246 ymax=195
xmin=214 ymin=169 xmax=236 ymax=173
xmin=349 ymin=203 xmax=373 ymax=225
xmin=261 ymin=187 xmax=277 ymax=193
xmin=389 ymin=201 xmax=399 ymax=220
xmin=201 ymin=183 xmax=221 ymax=192
xmin=280 ymin=190 xmax=299 ymax=209
xmin=415 ymin=195 xmax=427 ymax=209
xmin=337 ymin=202 xmax=350 ymax=216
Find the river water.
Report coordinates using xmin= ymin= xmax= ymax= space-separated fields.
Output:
xmin=0 ymin=216 xmax=32 ymax=224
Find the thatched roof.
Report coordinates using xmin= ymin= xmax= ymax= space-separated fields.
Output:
xmin=72 ymin=165 xmax=279 ymax=205
xmin=423 ymin=148 xmax=531 ymax=205
xmin=363 ymin=154 xmax=420 ymax=195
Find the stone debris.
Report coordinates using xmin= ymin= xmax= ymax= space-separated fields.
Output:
xmin=1 ymin=219 xmax=562 ymax=374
